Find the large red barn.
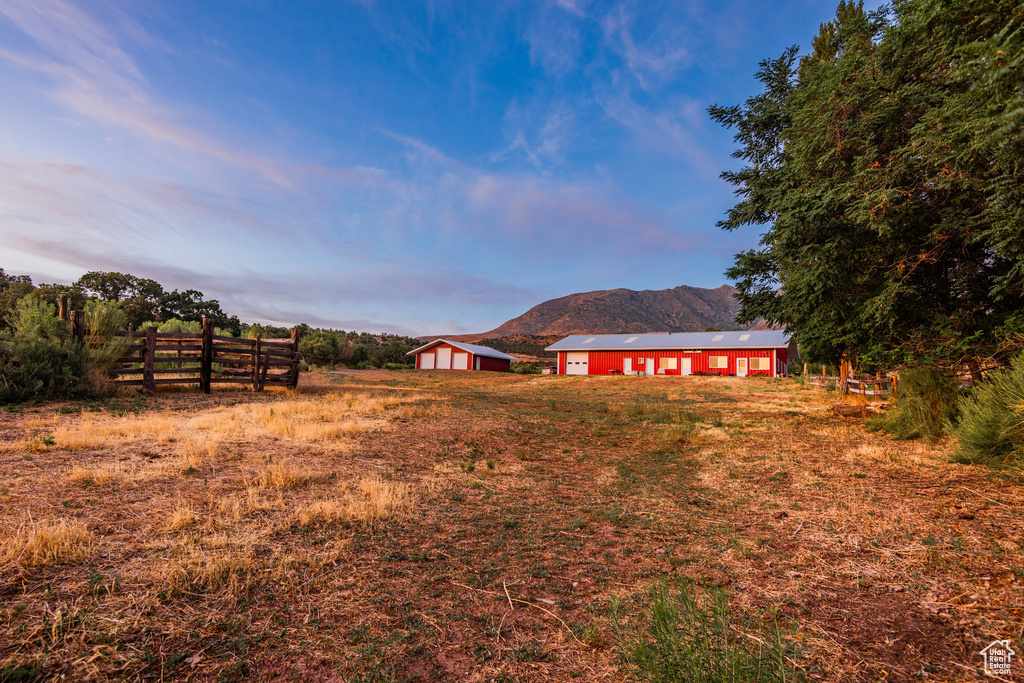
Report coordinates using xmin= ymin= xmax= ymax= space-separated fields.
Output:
xmin=407 ymin=339 xmax=518 ymax=372
xmin=545 ymin=331 xmax=793 ymax=377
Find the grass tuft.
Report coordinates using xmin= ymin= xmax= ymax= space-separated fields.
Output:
xmin=2 ymin=518 xmax=95 ymax=566
xmin=613 ymin=580 xmax=803 ymax=683
xmin=250 ymin=461 xmax=308 ymax=489
xmin=952 ymin=353 xmax=1024 ymax=467
xmin=295 ymin=476 xmax=412 ymax=528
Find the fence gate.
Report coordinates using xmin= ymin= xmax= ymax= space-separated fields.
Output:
xmin=98 ymin=317 xmax=302 ymax=393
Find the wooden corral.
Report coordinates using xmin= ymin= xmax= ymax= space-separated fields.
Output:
xmin=61 ymin=300 xmax=302 ymax=393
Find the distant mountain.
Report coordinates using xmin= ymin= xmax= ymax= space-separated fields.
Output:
xmin=481 ymin=284 xmax=746 ymax=337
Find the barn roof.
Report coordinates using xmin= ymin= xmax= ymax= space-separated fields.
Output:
xmin=545 ymin=330 xmax=791 ymax=352
xmin=406 ymin=339 xmax=518 ymax=361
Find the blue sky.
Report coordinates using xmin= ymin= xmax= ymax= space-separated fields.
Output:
xmin=0 ymin=0 xmax=881 ymax=335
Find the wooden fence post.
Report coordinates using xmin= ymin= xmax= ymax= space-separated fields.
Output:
xmin=200 ymin=317 xmax=213 ymax=394
xmin=289 ymin=328 xmax=301 ymax=388
xmin=252 ymin=334 xmax=262 ymax=392
xmin=59 ymin=295 xmax=69 ymax=321
xmin=69 ymin=310 xmax=85 ymax=342
xmin=143 ymin=326 xmax=157 ymax=392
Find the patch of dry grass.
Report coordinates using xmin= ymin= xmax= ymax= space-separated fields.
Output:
xmin=65 ymin=463 xmax=122 ymax=486
xmin=295 ymin=476 xmax=413 ymax=527
xmin=1 ymin=518 xmax=95 ymax=566
xmin=166 ymin=504 xmax=199 ymax=531
xmin=250 ymin=461 xmax=309 ymax=489
xmin=166 ymin=545 xmax=254 ymax=594
xmin=53 ymin=413 xmax=179 ymax=450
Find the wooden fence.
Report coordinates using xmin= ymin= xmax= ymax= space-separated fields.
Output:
xmin=108 ymin=319 xmax=301 ymax=393
xmin=60 ymin=301 xmax=302 ymax=393
xmin=806 ymin=375 xmax=893 ymax=397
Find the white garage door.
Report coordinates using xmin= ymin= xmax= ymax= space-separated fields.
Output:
xmin=453 ymin=352 xmax=468 ymax=370
xmin=565 ymin=352 xmax=589 ymax=375
xmin=420 ymin=353 xmax=435 ymax=369
xmin=437 ymin=347 xmax=452 ymax=369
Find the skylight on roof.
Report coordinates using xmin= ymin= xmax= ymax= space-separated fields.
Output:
xmin=583 ymin=337 xmax=597 ymax=344
xmin=712 ymin=334 xmax=724 ymax=342
xmin=739 ymin=334 xmax=750 ymax=341
xmin=625 ymin=337 xmax=638 ymax=343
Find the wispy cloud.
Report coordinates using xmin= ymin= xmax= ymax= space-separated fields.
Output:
xmin=492 ymin=99 xmax=577 ymax=167
xmin=0 ymin=0 xmax=296 ymax=184
xmin=596 ymin=88 xmax=719 ymax=178
xmin=601 ymin=4 xmax=690 ymax=89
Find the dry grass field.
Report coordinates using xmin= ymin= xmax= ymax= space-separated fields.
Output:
xmin=0 ymin=370 xmax=1020 ymax=682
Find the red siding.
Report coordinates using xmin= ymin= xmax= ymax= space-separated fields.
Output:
xmin=555 ymin=348 xmax=789 ymax=376
xmin=476 ymin=356 xmax=511 ymax=372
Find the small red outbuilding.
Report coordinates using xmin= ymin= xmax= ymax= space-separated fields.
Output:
xmin=407 ymin=339 xmax=518 ymax=372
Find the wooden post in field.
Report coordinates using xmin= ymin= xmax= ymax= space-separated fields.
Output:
xmin=289 ymin=328 xmax=301 ymax=388
xmin=200 ymin=317 xmax=213 ymax=394
xmin=69 ymin=310 xmax=85 ymax=342
xmin=252 ymin=334 xmax=262 ymax=392
xmin=58 ymin=294 xmax=69 ymax=321
xmin=143 ymin=326 xmax=157 ymax=392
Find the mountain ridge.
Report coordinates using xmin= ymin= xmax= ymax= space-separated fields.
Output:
xmin=421 ymin=284 xmax=758 ymax=342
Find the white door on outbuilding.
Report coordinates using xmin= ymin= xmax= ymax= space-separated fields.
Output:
xmin=737 ymin=358 xmax=748 ymax=377
xmin=420 ymin=353 xmax=435 ymax=369
xmin=623 ymin=358 xmax=632 ymax=374
xmin=645 ymin=358 xmax=654 ymax=375
xmin=565 ymin=352 xmax=589 ymax=375
xmin=437 ymin=347 xmax=452 ymax=369
xmin=681 ymin=358 xmax=691 ymax=375
xmin=453 ymin=352 xmax=469 ymax=370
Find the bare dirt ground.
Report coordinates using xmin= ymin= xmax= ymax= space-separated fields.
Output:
xmin=0 ymin=371 xmax=1020 ymax=682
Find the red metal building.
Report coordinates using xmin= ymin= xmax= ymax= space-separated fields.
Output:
xmin=546 ymin=331 xmax=793 ymax=377
xmin=407 ymin=339 xmax=518 ymax=372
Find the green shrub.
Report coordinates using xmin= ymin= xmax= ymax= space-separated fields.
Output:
xmin=84 ymin=300 xmax=130 ymax=374
xmin=156 ymin=318 xmax=233 ymax=336
xmin=0 ymin=298 xmax=89 ymax=403
xmin=613 ymin=580 xmax=802 ymax=683
xmin=952 ymin=354 xmax=1024 ymax=467
xmin=299 ymin=331 xmax=341 ymax=366
xmin=868 ymin=367 xmax=963 ymax=440
xmin=157 ymin=318 xmax=201 ymax=334
xmin=511 ymin=362 xmax=542 ymax=374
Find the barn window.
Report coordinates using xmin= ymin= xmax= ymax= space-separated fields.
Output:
xmin=712 ymin=334 xmax=724 ymax=342
xmin=659 ymin=358 xmax=677 ymax=370
xmin=709 ymin=356 xmax=728 ymax=369
xmin=625 ymin=337 xmax=638 ymax=343
xmin=739 ymin=334 xmax=750 ymax=341
xmin=682 ymin=349 xmax=700 ymax=354
xmin=750 ymin=357 xmax=770 ymax=370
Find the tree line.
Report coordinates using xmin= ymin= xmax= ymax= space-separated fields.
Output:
xmin=0 ymin=269 xmax=240 ymax=335
xmin=0 ymin=268 xmax=423 ymax=401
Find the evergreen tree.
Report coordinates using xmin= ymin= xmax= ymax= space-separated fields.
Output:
xmin=712 ymin=0 xmax=1024 ymax=369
